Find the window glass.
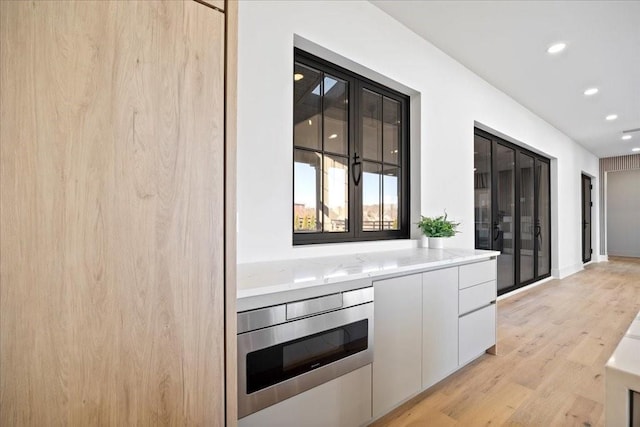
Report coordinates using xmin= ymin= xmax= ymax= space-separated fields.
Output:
xmin=294 ymin=149 xmax=322 ymax=233
xmin=383 ymin=98 xmax=400 ymax=165
xmin=293 ymin=50 xmax=408 ymax=244
xmin=294 ymin=64 xmax=322 ymax=151
xmin=362 ymin=89 xmax=382 ymax=162
xmin=383 ymin=167 xmax=399 ymax=230
xmin=323 ymin=155 xmax=348 ymax=232
xmin=362 ymin=162 xmax=382 ymax=231
xmin=323 ymin=76 xmax=348 ymax=155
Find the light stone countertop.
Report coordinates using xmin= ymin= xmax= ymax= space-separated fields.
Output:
xmin=237 ymin=247 xmax=499 ymax=312
xmin=605 ymin=311 xmax=640 ymax=425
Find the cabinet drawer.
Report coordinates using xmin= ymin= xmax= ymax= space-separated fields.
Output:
xmin=459 ymin=280 xmax=496 ymax=316
xmin=459 ymin=259 xmax=497 ymax=289
xmin=459 ymin=304 xmax=496 ymax=366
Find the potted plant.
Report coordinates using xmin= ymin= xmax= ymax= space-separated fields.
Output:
xmin=417 ymin=211 xmax=460 ymax=249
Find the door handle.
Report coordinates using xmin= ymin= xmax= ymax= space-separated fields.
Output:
xmin=352 ymin=152 xmax=362 ymax=186
xmin=493 ymin=222 xmax=500 ymax=241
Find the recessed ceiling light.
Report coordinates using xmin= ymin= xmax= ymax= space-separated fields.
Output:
xmin=294 ymin=73 xmax=304 ymax=81
xmin=606 ymin=114 xmax=618 ymax=121
xmin=622 ymin=135 xmax=632 ymax=141
xmin=583 ymin=87 xmax=599 ymax=96
xmin=632 ymin=147 xmax=640 ymax=152
xmin=547 ymin=43 xmax=566 ymax=54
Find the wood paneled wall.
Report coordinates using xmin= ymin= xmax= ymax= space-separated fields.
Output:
xmin=0 ymin=1 xmax=235 ymax=424
xmin=599 ymin=154 xmax=640 ymax=256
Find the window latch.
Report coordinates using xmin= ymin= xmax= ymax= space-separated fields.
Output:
xmin=352 ymin=152 xmax=362 ymax=186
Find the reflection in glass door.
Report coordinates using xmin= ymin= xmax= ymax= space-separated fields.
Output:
xmin=582 ymin=174 xmax=592 ymax=263
xmin=537 ymin=162 xmax=551 ymax=276
xmin=474 ymin=129 xmax=551 ymax=295
xmin=474 ymin=135 xmax=492 ymax=250
xmin=495 ymin=144 xmax=515 ymax=291
xmin=519 ymin=153 xmax=535 ymax=283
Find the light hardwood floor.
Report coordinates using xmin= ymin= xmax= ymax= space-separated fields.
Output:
xmin=371 ymin=257 xmax=640 ymax=427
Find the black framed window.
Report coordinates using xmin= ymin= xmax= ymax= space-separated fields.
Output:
xmin=293 ymin=49 xmax=409 ymax=245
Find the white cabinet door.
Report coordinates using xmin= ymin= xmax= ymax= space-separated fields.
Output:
xmin=373 ymin=274 xmax=422 ymax=418
xmin=422 ymin=267 xmax=459 ymax=389
xmin=459 ymin=304 xmax=496 ymax=366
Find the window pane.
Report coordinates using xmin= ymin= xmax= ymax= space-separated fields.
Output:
xmin=383 ymin=98 xmax=400 ymax=165
xmin=323 ymin=155 xmax=348 ymax=232
xmin=362 ymin=162 xmax=382 ymax=231
xmin=323 ymin=76 xmax=348 ymax=155
xmin=294 ymin=63 xmax=322 ymax=150
xmin=362 ymin=89 xmax=382 ymax=161
xmin=294 ymin=149 xmax=322 ymax=233
xmin=382 ymin=166 xmax=399 ymax=230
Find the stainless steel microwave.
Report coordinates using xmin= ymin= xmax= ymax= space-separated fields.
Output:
xmin=237 ymin=287 xmax=374 ymax=419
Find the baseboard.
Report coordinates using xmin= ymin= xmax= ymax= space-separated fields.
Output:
xmin=497 ymin=276 xmax=554 ymax=301
xmin=597 ymin=254 xmax=609 ymax=262
xmin=607 ymin=252 xmax=640 ymax=258
xmin=551 ymin=263 xmax=584 ymax=280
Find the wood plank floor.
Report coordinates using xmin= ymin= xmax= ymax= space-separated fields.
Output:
xmin=371 ymin=257 xmax=640 ymax=427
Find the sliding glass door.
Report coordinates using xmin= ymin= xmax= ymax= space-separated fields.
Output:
xmin=474 ymin=129 xmax=551 ymax=295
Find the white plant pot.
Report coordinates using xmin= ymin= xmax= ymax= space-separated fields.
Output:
xmin=428 ymin=237 xmax=445 ymax=249
xmin=420 ymin=236 xmax=429 ymax=248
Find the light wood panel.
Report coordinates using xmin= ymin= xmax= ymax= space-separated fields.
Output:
xmin=371 ymin=257 xmax=640 ymax=427
xmin=225 ymin=0 xmax=239 ymax=425
xmin=199 ymin=0 xmax=226 ymax=11
xmin=1 ymin=1 xmax=228 ymax=424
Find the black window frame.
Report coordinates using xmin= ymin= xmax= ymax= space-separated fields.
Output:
xmin=473 ymin=127 xmax=552 ymax=295
xmin=293 ymin=49 xmax=410 ymax=245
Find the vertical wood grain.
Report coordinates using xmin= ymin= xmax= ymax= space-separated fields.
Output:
xmin=197 ymin=0 xmax=226 ymax=12
xmin=1 ymin=1 xmax=227 ymax=424
xmin=225 ymin=0 xmax=239 ymax=425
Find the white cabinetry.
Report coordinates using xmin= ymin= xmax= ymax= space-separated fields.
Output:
xmin=372 ymin=274 xmax=422 ymax=418
xmin=458 ymin=260 xmax=497 ymax=366
xmin=238 ymin=365 xmax=372 ymax=427
xmin=372 ymin=259 xmax=498 ymax=421
xmin=422 ymin=267 xmax=459 ymax=389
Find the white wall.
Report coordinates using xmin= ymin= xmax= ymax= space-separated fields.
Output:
xmin=236 ymin=0 xmax=600 ymax=278
xmin=606 ymin=169 xmax=640 ymax=257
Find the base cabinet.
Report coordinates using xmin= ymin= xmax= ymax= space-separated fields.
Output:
xmin=372 ymin=258 xmax=497 ymax=423
xmin=459 ymin=304 xmax=496 ymax=366
xmin=238 ymin=365 xmax=372 ymax=427
xmin=372 ymin=274 xmax=422 ymax=418
xmin=422 ymin=267 xmax=459 ymax=389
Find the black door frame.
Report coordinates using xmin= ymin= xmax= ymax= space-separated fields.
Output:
xmin=475 ymin=128 xmax=552 ymax=295
xmin=582 ymin=174 xmax=592 ymax=263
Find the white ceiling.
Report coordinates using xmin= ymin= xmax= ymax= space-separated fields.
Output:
xmin=371 ymin=0 xmax=640 ymax=159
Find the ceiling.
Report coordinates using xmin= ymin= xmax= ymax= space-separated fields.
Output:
xmin=371 ymin=0 xmax=640 ymax=159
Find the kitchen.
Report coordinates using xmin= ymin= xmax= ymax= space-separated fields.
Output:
xmin=1 ymin=1 xmax=639 ymax=426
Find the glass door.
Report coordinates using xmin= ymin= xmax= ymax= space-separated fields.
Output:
xmin=519 ymin=153 xmax=535 ymax=284
xmin=537 ymin=161 xmax=551 ymax=276
xmin=474 ymin=135 xmax=492 ymax=250
xmin=494 ymin=143 xmax=516 ymax=292
xmin=582 ymin=174 xmax=592 ymax=263
xmin=474 ymin=129 xmax=551 ymax=295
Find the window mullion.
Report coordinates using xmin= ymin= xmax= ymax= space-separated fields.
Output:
xmin=293 ymin=50 xmax=408 ymax=244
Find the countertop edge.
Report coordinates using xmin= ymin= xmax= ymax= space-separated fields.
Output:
xmin=237 ymin=249 xmax=498 ymax=312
